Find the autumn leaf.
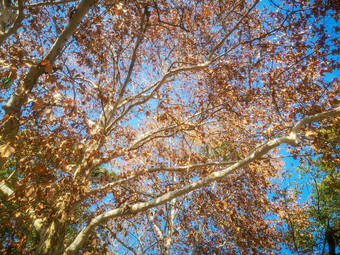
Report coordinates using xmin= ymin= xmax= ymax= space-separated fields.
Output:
xmin=36 ymin=166 xmax=45 ymax=173
xmin=32 ymin=97 xmax=44 ymax=111
xmin=40 ymin=60 xmax=53 ymax=73
xmin=309 ymin=61 xmax=319 ymax=67
xmin=2 ymin=114 xmax=10 ymax=121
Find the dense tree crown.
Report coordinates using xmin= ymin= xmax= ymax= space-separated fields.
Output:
xmin=0 ymin=0 xmax=339 ymax=254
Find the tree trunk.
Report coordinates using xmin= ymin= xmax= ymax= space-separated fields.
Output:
xmin=35 ymin=218 xmax=67 ymax=255
xmin=325 ymin=225 xmax=340 ymax=255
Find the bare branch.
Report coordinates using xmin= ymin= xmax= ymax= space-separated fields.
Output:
xmin=86 ymin=160 xmax=236 ymax=197
xmin=22 ymin=0 xmax=78 ymax=9
xmin=106 ymin=227 xmax=139 ymax=255
xmin=93 ymin=61 xmax=211 ymax=135
xmin=44 ymin=0 xmax=96 ymax=63
xmin=207 ymin=0 xmax=260 ymax=60
xmin=117 ymin=7 xmax=150 ymax=100
xmin=292 ymin=107 xmax=340 ymax=134
xmin=148 ymin=212 xmax=164 ymax=241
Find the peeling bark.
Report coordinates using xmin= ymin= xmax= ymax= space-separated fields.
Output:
xmin=36 ymin=217 xmax=67 ymax=255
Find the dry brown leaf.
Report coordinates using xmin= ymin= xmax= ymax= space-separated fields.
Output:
xmin=32 ymin=98 xmax=44 ymax=111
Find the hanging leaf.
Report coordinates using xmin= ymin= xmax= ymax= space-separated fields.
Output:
xmin=32 ymin=98 xmax=44 ymax=111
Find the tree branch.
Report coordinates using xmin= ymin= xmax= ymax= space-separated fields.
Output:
xmin=86 ymin=160 xmax=236 ymax=197
xmin=0 ymin=0 xmax=24 ymax=45
xmin=91 ymin=61 xmax=211 ymax=136
xmin=106 ymin=227 xmax=139 ymax=255
xmin=21 ymin=0 xmax=77 ymax=9
xmin=44 ymin=0 xmax=96 ymax=63
xmin=64 ymin=106 xmax=340 ymax=255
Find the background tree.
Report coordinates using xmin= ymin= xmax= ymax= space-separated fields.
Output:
xmin=283 ymin=119 xmax=340 ymax=255
xmin=0 ymin=0 xmax=339 ymax=254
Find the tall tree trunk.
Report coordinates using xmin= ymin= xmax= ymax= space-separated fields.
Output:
xmin=35 ymin=216 xmax=67 ymax=255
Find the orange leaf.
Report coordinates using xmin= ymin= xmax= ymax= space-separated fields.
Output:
xmin=41 ymin=60 xmax=53 ymax=73
xmin=309 ymin=61 xmax=319 ymax=67
xmin=44 ymin=63 xmax=53 ymax=73
xmin=37 ymin=167 xmax=45 ymax=173
xmin=3 ymin=114 xmax=10 ymax=121
xmin=32 ymin=98 xmax=44 ymax=111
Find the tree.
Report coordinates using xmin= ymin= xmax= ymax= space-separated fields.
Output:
xmin=0 ymin=0 xmax=339 ymax=254
xmin=283 ymin=119 xmax=340 ymax=255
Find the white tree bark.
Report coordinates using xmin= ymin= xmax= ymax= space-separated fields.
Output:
xmin=162 ymin=199 xmax=178 ymax=255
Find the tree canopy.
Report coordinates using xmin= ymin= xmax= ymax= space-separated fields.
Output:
xmin=0 ymin=0 xmax=339 ymax=254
